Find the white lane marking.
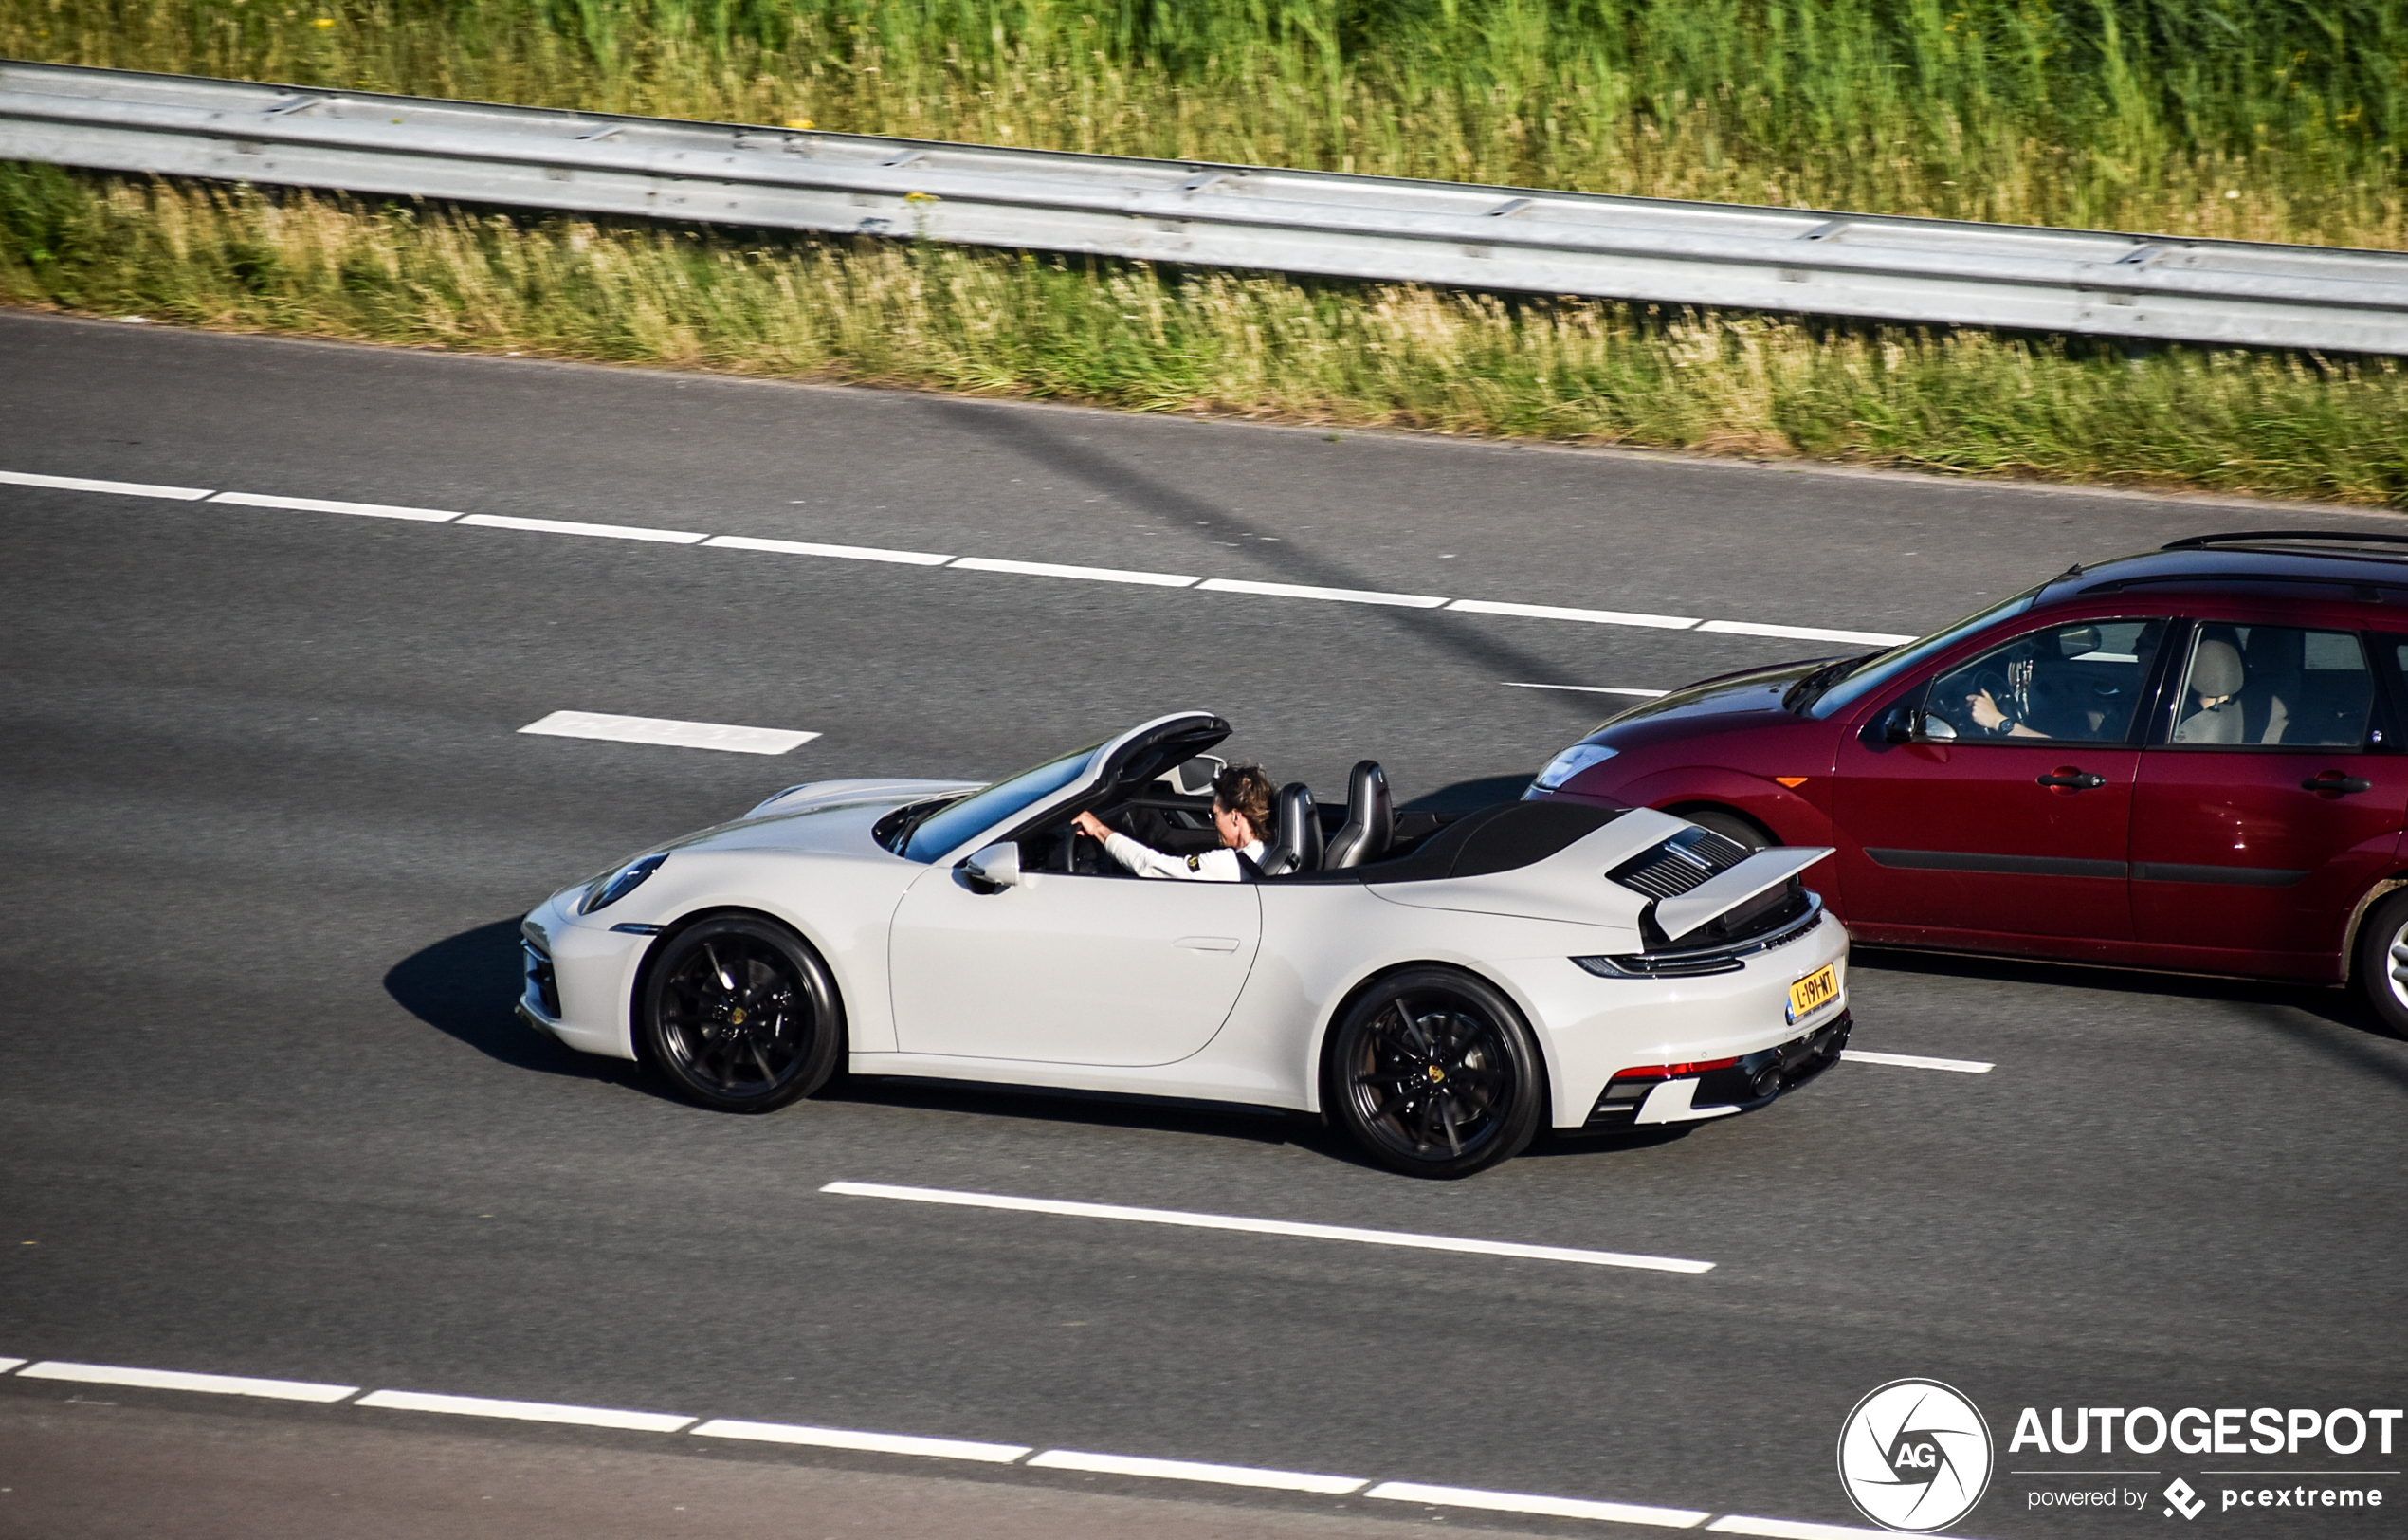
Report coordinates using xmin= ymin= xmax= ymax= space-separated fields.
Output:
xmin=0 ymin=469 xmax=213 ymax=501
xmin=822 ymin=1182 xmax=1714 ymax=1274
xmin=1697 ymin=618 xmax=1913 ymax=646
xmin=1841 ymin=1049 xmax=1994 ymax=1074
xmin=210 ymin=490 xmax=462 ymax=523
xmin=519 ymin=710 xmax=818 ymax=756
xmin=1027 ymin=1450 xmax=1366 ymax=1494
xmin=950 ymin=555 xmax=1199 ymax=588
xmin=1505 ymin=682 xmax=1670 ymax=697
xmin=355 ymin=1389 xmax=694 ymax=1433
xmin=692 ymin=1419 xmax=1030 ymax=1462
xmin=0 ymin=1358 xmax=27 ymax=1373
xmin=1196 ymin=577 xmax=1450 ymax=609
xmin=18 ymin=1361 xmax=358 ymax=1402
xmin=706 ymin=533 xmax=953 ymax=566
xmin=457 ymin=512 xmax=707 ymax=544
xmin=1367 ymin=1480 xmax=1708 ymax=1529
xmin=6 ymin=466 xmax=1929 ymax=647
xmin=1707 ymin=1515 xmax=1969 ymax=1539
xmin=1451 ymin=597 xmax=1699 ymax=630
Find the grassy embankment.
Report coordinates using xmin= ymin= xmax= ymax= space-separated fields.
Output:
xmin=2 ymin=2 xmax=2405 ymax=503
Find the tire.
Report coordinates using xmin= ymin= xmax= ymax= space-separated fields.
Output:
xmin=1328 ymin=968 xmax=1545 ymax=1179
xmin=640 ymin=916 xmax=844 ymax=1111
xmin=2353 ymin=888 xmax=2408 ymax=1038
xmin=1679 ymin=807 xmax=1776 ymax=852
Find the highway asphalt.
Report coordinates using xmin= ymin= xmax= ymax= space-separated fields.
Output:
xmin=3 ymin=310 xmax=2405 ymax=1539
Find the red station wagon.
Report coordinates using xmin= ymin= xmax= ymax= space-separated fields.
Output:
xmin=1528 ymin=532 xmax=2408 ymax=1030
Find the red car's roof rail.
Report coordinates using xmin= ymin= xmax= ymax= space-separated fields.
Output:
xmin=2162 ymin=530 xmax=2408 ymax=557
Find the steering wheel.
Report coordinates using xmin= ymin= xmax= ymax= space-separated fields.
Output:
xmin=1969 ymin=668 xmax=2017 ymax=734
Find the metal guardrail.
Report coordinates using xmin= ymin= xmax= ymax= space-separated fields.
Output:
xmin=6 ymin=59 xmax=2407 ymax=355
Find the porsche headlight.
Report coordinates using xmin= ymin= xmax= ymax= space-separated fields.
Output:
xmin=579 ymin=853 xmax=666 ymax=915
xmin=1534 ymin=742 xmax=1617 ymax=791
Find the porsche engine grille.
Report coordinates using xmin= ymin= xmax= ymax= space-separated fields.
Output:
xmin=1608 ymin=825 xmax=1753 ymax=900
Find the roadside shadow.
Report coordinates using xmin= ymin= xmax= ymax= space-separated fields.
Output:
xmin=383 ymin=919 xmax=643 ymax=1087
xmin=1400 ymin=774 xmax=1535 ymax=815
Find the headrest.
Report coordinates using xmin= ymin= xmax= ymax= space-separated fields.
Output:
xmin=2191 ymin=638 xmax=2244 ymax=698
xmin=1260 ymin=781 xmax=1322 ymax=876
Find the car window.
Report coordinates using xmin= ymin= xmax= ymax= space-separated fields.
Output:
xmin=902 ymin=743 xmax=1101 ymax=862
xmin=1806 ymin=584 xmax=2044 ymax=718
xmin=1923 ymin=619 xmax=2165 ymax=742
xmin=2168 ymin=625 xmax=2370 ymax=747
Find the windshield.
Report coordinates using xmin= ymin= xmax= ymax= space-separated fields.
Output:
xmin=901 ymin=742 xmax=1101 ymax=862
xmin=1804 ymin=584 xmax=2045 ymax=719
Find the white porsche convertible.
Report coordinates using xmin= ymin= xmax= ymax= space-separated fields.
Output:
xmin=519 ymin=712 xmax=1852 ymax=1177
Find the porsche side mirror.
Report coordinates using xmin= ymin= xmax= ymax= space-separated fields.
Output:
xmin=961 ymin=842 xmax=1022 ymax=891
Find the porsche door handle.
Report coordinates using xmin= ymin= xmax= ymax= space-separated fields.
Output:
xmin=2302 ymin=773 xmax=2374 ymax=795
xmin=2036 ymin=769 xmax=2107 ymax=790
xmin=1176 ymin=935 xmax=1242 ymax=952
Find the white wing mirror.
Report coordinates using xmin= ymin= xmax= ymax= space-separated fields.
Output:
xmin=961 ymin=841 xmax=1022 ymax=891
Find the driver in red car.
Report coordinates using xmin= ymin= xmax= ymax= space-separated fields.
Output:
xmin=1072 ymin=764 xmax=1272 ymax=880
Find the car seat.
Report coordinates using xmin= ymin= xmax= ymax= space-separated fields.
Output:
xmin=1322 ymin=761 xmax=1395 ymax=870
xmin=2238 ymin=627 xmax=2299 ymax=744
xmin=1258 ymin=782 xmax=1322 ymax=876
xmin=2173 ymin=637 xmax=2246 ymax=744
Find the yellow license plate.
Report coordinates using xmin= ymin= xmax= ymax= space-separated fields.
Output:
xmin=1787 ymin=964 xmax=1838 ymax=1023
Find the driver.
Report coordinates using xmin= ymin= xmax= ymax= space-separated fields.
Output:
xmin=1071 ymin=764 xmax=1273 ymax=881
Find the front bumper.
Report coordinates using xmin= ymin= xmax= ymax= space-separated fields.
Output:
xmin=1580 ymin=1010 xmax=1852 ymax=1131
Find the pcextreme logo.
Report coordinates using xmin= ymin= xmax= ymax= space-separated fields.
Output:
xmin=1837 ymin=1379 xmax=1996 ymax=1533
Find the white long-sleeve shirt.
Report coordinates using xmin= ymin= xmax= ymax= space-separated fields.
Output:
xmin=1102 ymin=831 xmax=1266 ymax=881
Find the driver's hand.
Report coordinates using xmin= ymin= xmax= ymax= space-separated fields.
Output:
xmin=1071 ymin=810 xmax=1112 ymax=843
xmin=1968 ymin=689 xmax=2007 ymax=731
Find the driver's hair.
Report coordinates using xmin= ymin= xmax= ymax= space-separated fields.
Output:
xmin=1212 ymin=763 xmax=1276 ymax=841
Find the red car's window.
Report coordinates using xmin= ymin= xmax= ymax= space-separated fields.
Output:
xmin=2166 ymin=625 xmax=2372 ymax=748
xmin=1923 ymin=619 xmax=2166 ymax=743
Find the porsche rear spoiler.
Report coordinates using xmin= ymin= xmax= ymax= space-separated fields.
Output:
xmin=1652 ymin=847 xmax=1834 ymax=944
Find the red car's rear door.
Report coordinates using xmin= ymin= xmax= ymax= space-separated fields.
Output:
xmin=2129 ymin=621 xmax=2408 ymax=973
xmin=1832 ymin=616 xmax=2169 ymax=951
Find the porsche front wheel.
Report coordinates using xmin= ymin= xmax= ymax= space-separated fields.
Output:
xmin=1330 ymin=969 xmax=1543 ymax=1179
xmin=641 ymin=917 xmax=843 ymax=1111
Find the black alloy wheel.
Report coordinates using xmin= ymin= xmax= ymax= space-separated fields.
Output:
xmin=1330 ymin=968 xmax=1543 ymax=1178
xmin=641 ymin=917 xmax=843 ymax=1111
xmin=2354 ymin=888 xmax=2408 ymax=1038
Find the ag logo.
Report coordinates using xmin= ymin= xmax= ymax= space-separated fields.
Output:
xmin=1836 ymin=1379 xmax=1994 ymax=1533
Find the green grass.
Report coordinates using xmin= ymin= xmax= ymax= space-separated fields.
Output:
xmin=8 ymin=162 xmax=2404 ymax=505
xmin=4 ymin=1 xmax=2403 ymax=248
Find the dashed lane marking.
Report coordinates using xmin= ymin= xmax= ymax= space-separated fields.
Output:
xmin=4 ymin=468 xmax=1916 ymax=645
xmin=705 ymin=532 xmax=953 ymax=566
xmin=1450 ymin=597 xmax=1700 ymax=630
xmin=0 ymin=469 xmax=211 ymax=501
xmin=17 ymin=1361 xmax=358 ymax=1402
xmin=1840 ymin=1049 xmax=1995 ymax=1074
xmin=1 ymin=1348 xmax=1981 ymax=1534
xmin=210 ymin=490 xmax=463 ymax=522
xmin=1027 ymin=1450 xmax=1367 ymax=1494
xmin=691 ymin=1419 xmax=1030 ymax=1462
xmin=821 ymin=1181 xmax=1716 ymax=1274
xmin=1365 ymin=1480 xmax=1709 ymax=1529
xmin=457 ymin=512 xmax=708 ymax=544
xmin=1196 ymin=577 xmax=1450 ymax=609
xmin=518 ymin=709 xmax=819 ymax=756
xmin=949 ymin=555 xmax=1199 ymax=587
xmin=1504 ymin=682 xmax=1671 ymax=697
xmin=355 ymin=1389 xmax=695 ymax=1433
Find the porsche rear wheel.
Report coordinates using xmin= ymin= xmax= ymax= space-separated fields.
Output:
xmin=1330 ymin=968 xmax=1543 ymax=1179
xmin=641 ymin=917 xmax=843 ymax=1111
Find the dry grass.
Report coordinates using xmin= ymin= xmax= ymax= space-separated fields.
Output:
xmin=3 ymin=1 xmax=2402 ymax=249
xmin=7 ymin=164 xmax=2404 ymax=505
